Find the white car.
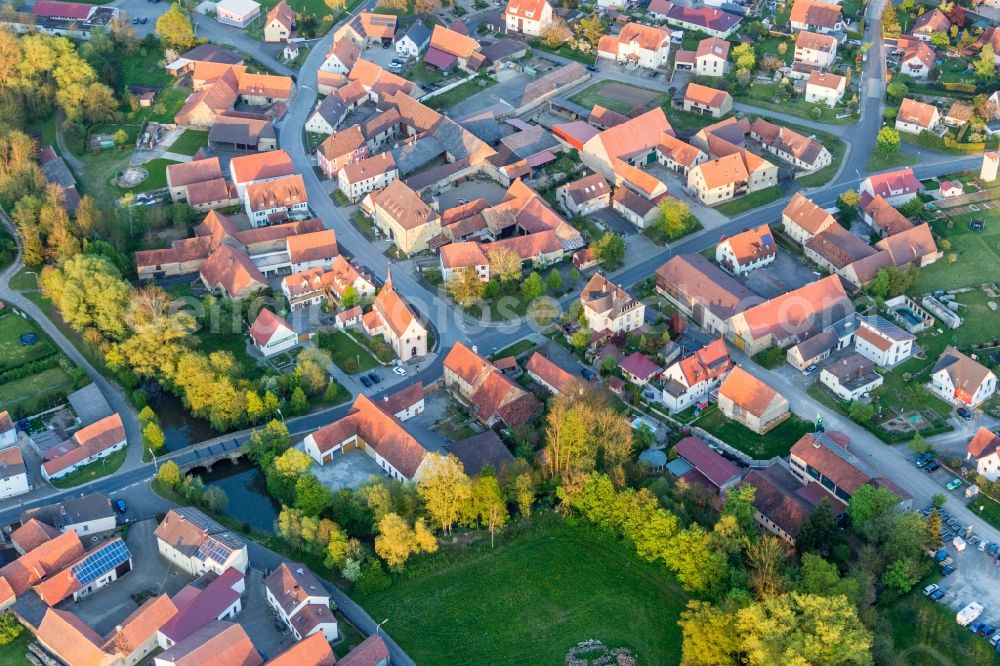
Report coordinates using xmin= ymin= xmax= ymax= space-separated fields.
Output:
xmin=979 ymin=540 xmax=989 ymax=552
xmin=923 ymin=583 xmax=939 ymax=596
xmin=392 ymin=366 xmax=407 ymax=376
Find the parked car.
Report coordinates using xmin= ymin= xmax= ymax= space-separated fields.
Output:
xmin=915 ymin=453 xmax=934 ymax=467
xmin=393 ymin=366 xmax=407 ymax=376
xmin=586 ymin=65 xmax=600 ymax=73
xmin=141 ymin=16 xmax=147 ymax=24
xmin=802 ymin=365 xmax=818 ymax=376
xmin=979 ymin=540 xmax=989 ymax=552
xmin=947 ymin=478 xmax=963 ymax=491
xmin=132 ymin=16 xmax=140 ymax=23
xmin=360 ymin=375 xmax=373 ymax=387
xmin=970 ymin=622 xmax=985 ymax=634
xmin=941 ymin=564 xmax=957 ymax=576
xmin=923 ymin=583 xmax=940 ymax=596
xmin=988 ymin=543 xmax=999 ymax=556
xmin=581 ymin=368 xmax=597 ymax=381
xmin=368 ymin=372 xmax=381 ymax=384
xmin=990 ymin=632 xmax=1000 ymax=647
xmin=114 ymin=499 xmax=127 ymax=514
xmin=930 ymin=588 xmax=947 ymax=601
xmin=957 ymin=406 xmax=973 ymax=420
xmin=925 ymin=460 xmax=941 ymax=472
xmin=981 ymin=625 xmax=996 ymax=637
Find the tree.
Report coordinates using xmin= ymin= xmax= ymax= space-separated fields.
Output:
xmin=40 ymin=254 xmax=131 ymax=337
xmin=156 ymin=3 xmax=196 ymax=51
xmin=869 ymin=265 xmax=918 ymax=300
xmin=520 ymin=271 xmax=544 ymax=300
xmin=274 ymin=448 xmax=313 ymax=477
xmin=881 ymin=1 xmax=901 ymax=37
xmin=295 ymin=474 xmax=333 ymax=515
xmin=413 ymin=518 xmax=438 ymax=554
xmin=883 ymin=558 xmax=920 ymax=594
xmin=466 ymin=475 xmax=509 ymax=547
xmin=113 ymin=128 xmax=129 ymax=148
xmin=325 ymin=0 xmax=346 ymax=12
xmin=738 ymin=594 xmax=873 ymax=665
xmin=848 ymin=400 xmax=875 ymax=423
xmin=931 ymin=492 xmax=947 ymax=508
xmin=542 ymin=17 xmax=572 ymax=48
xmin=489 ymin=247 xmax=522 ymax=284
xmin=732 ymin=42 xmax=756 ymax=70
xmin=796 ymin=497 xmax=838 ymax=556
xmin=244 ymin=420 xmax=291 ymax=466
xmin=511 ymin=471 xmax=535 ymax=517
xmin=157 ymin=460 xmax=182 ymax=488
xmin=374 ymin=512 xmax=431 ymax=569
xmin=570 ymin=329 xmax=591 ymax=350
xmin=0 ymin=613 xmax=24 ymax=646
xmin=665 ymin=525 xmax=728 ymax=596
xmin=746 ymin=535 xmax=786 ymax=599
xmin=977 ymin=45 xmax=997 ymax=78
xmin=289 ymin=386 xmax=309 ymax=416
xmin=546 ymin=268 xmax=563 ymax=294
xmin=591 ymin=232 xmax=624 ymax=268
xmin=341 ymin=284 xmax=358 ymax=308
xmin=723 ymin=483 xmax=757 ymax=538
xmin=796 ymin=553 xmax=859 ymax=602
xmin=655 ymin=198 xmax=690 ymax=240
xmin=138 ymin=405 xmax=157 ymax=426
xmin=876 ymin=127 xmax=901 ymax=155
xmin=142 ymin=421 xmax=166 ymax=453
xmin=848 ymin=484 xmax=900 ymax=543
xmin=417 ymin=453 xmax=472 ymax=536
xmin=448 ymin=267 xmax=485 ymax=307
xmin=295 ymin=348 xmax=331 ymax=395
xmin=678 ymin=600 xmax=741 ymax=666
xmin=202 ymin=486 xmax=229 ymax=512
xmin=324 ymin=524 xmax=350 ymax=568
xmin=927 ymin=509 xmax=942 ymax=544
xmin=575 ymin=14 xmax=605 ymax=45
xmin=908 ymin=433 xmax=931 ymax=455
xmin=931 ymin=31 xmax=950 ymax=48
xmin=886 ymin=81 xmax=909 ymax=101
xmin=414 ymin=0 xmax=441 ymax=13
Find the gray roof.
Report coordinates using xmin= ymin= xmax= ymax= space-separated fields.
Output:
xmin=208 ymin=115 xmax=275 ymax=146
xmin=170 ymin=506 xmax=247 ymax=550
xmin=479 ymin=38 xmax=529 ymax=63
xmin=181 ymin=43 xmax=244 ymax=65
xmin=446 ymin=431 xmax=513 ymax=475
xmin=67 ymin=384 xmax=113 ymax=426
xmin=500 ymin=126 xmax=559 ymax=159
xmin=459 ymin=115 xmax=504 ymax=145
xmin=21 ymin=493 xmax=114 ymax=529
xmin=391 ymin=136 xmax=445 ymax=175
xmin=403 ymin=20 xmax=431 ymax=47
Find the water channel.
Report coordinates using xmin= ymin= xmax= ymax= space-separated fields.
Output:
xmin=192 ymin=458 xmax=280 ymax=533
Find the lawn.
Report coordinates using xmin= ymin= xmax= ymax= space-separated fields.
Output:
xmin=120 ymin=43 xmax=173 ymax=89
xmin=0 ymin=313 xmax=56 ymax=370
xmin=315 ymin=330 xmax=380 ymax=374
xmin=886 ymin=591 xmax=1000 ymax=664
xmin=866 ymin=150 xmax=918 ymax=172
xmin=0 ymin=366 xmax=74 ymax=417
xmin=663 ymin=106 xmax=731 ymax=133
xmin=736 ymin=83 xmax=858 ymax=124
xmin=571 ymin=80 xmax=667 ymax=115
xmin=425 ymin=75 xmax=498 ymax=111
xmin=0 ymin=623 xmax=32 ymax=666
xmin=715 ymin=186 xmax=783 ymax=216
xmin=755 ymin=36 xmax=794 ymax=66
xmin=50 ymin=446 xmax=128 ymax=489
xmin=169 ymin=130 xmax=208 ymax=156
xmin=492 ymin=339 xmax=536 ymax=359
xmin=354 ymin=518 xmax=687 ymax=665
xmin=193 ymin=331 xmax=264 ymax=381
xmin=912 ymin=208 xmax=1000 ymax=293
xmin=8 ymin=267 xmax=40 ymax=292
xmin=694 ymin=406 xmax=814 ymax=459
xmin=527 ymin=39 xmax=597 ymax=64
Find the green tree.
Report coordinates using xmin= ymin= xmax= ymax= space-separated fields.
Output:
xmin=202 ymin=486 xmax=229 ymax=512
xmin=592 ymin=232 xmax=625 ymax=268
xmin=511 ymin=471 xmax=535 ymax=517
xmin=796 ymin=497 xmax=839 ymax=557
xmin=288 ymin=386 xmax=309 ymax=416
xmin=157 ymin=3 xmax=196 ymax=51
xmin=908 ymin=433 xmax=931 ymax=455
xmin=575 ymin=14 xmax=605 ymax=45
xmin=571 ymin=329 xmax=591 ymax=350
xmin=796 ymin=553 xmax=859 ymax=602
xmin=722 ymin=483 xmax=757 ymax=538
xmin=881 ymin=1 xmax=901 ymax=37
xmin=848 ymin=484 xmax=900 ymax=543
xmin=931 ymin=31 xmax=950 ymax=47
xmin=244 ymin=419 xmax=291 ymax=466
xmin=883 ymin=558 xmax=920 ymax=594
xmin=931 ymin=492 xmax=947 ymax=508
xmin=678 ymin=600 xmax=741 ymax=666
xmin=848 ymin=400 xmax=875 ymax=423
xmin=448 ymin=267 xmax=486 ymax=307
xmin=138 ymin=405 xmax=157 ymax=425
xmin=520 ymin=271 xmax=544 ymax=300
xmin=665 ymin=525 xmax=728 ymax=596
xmin=546 ymin=268 xmax=563 ymax=294
xmin=295 ymin=473 xmax=333 ymax=515
xmin=732 ymin=42 xmax=756 ymax=70
xmin=886 ymin=81 xmax=909 ymax=100
xmin=876 ymin=127 xmax=901 ymax=155
xmin=341 ymin=284 xmax=358 ymax=308
xmin=113 ymin=128 xmax=129 ymax=148
xmin=655 ymin=198 xmax=691 ymax=240
xmin=976 ymin=44 xmax=997 ymax=78
xmin=40 ymin=254 xmax=131 ymax=337
xmin=157 ymin=460 xmax=182 ymax=488
xmin=0 ymin=613 xmax=24 ymax=646
xmin=274 ymin=448 xmax=313 ymax=477
xmin=142 ymin=421 xmax=166 ymax=453
xmin=417 ymin=453 xmax=472 ymax=536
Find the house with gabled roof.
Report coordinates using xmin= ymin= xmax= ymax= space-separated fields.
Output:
xmin=682 ymin=82 xmax=732 ymax=118
xmin=503 ymin=0 xmax=553 ymax=36
xmin=861 ymin=167 xmax=924 ymax=207
xmin=803 ymin=223 xmax=878 ymax=274
xmin=656 ymin=134 xmax=708 ymax=175
xmin=365 ymin=179 xmax=441 ymax=255
xmin=439 ymin=241 xmax=489 ymax=282
xmin=820 ymin=353 xmax=883 ymax=401
xmin=321 ymin=38 xmax=360 ymax=75
xmin=913 ymin=8 xmax=950 ymax=40
xmin=794 ymin=30 xmax=837 ymax=67
xmin=785 ymin=316 xmax=857 ymax=370
xmin=304 ymin=393 xmax=430 ymax=480
xmin=874 ymin=223 xmax=941 ymax=267
xmin=966 ymin=427 xmax=1000 ymax=482
xmin=397 ymin=20 xmax=432 ymax=56
xmin=659 ymin=3 xmax=742 ymax=39
xmin=789 ymin=0 xmax=843 ymax=33
xmin=597 ymin=22 xmax=672 ymax=70
xmin=744 ymin=462 xmax=844 ymax=545
xmin=862 ymin=194 xmax=913 ymax=238
xmin=33 ymin=537 xmax=132 ymax=606
xmin=425 ymin=24 xmax=481 ymax=72
xmin=619 ymin=352 xmax=661 ymax=385
xmin=525 ymin=352 xmax=578 ymax=395
xmin=580 ymin=108 xmax=673 ymax=201
xmin=781 ymin=192 xmax=836 ymax=244
xmin=804 ymin=71 xmax=846 ymax=107
xmin=0 ymin=447 xmax=28 ymax=500
xmin=198 ymin=244 xmax=269 ymax=299
xmin=316 ymin=125 xmax=369 ymax=179
xmin=716 ymin=225 xmax=777 ymax=275
xmin=248 ymin=309 xmax=297 ymax=357
xmin=854 ymin=315 xmax=915 ymax=368
xmin=154 ymin=507 xmax=249 ymax=577
xmin=694 ymin=36 xmax=729 ymax=76
xmin=334 ymin=11 xmax=396 ymax=47
xmin=717 ymin=367 xmax=790 ymax=434
xmin=41 ymin=414 xmax=126 ymax=482
xmin=21 ymin=493 xmax=116 ymax=537
xmin=790 ymin=432 xmax=912 ymax=507
xmin=267 ymin=632 xmax=337 ymax=666
xmin=556 ymin=173 xmax=611 ymax=217
xmin=655 ymin=254 xmax=755 ymax=336
xmin=155 ymin=620 xmax=261 ymax=666
xmin=930 ymin=345 xmax=997 ymax=408
xmin=749 ymin=119 xmax=831 ymax=172
xmin=264 ymin=563 xmax=337 ymax=642
xmin=229 ymin=150 xmax=295 ymax=196
xmin=581 ymin=274 xmax=645 ymax=334
xmin=675 ymin=435 xmax=741 ymax=491
xmin=687 ymin=148 xmax=778 ymax=206
xmin=339 ymin=152 xmax=399 ymax=203
xmin=364 ymin=269 xmax=427 ymax=361
xmin=9 ymin=519 xmax=60 ymax=556
xmin=660 ymin=339 xmax=733 ymax=412
xmin=900 ymin=41 xmax=936 ymax=80
xmin=896 ymin=98 xmax=940 ymax=135
xmin=442 ymin=343 xmax=542 ymax=429
xmin=264 ymin=0 xmax=294 ymax=42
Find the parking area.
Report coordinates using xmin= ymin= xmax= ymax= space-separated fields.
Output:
xmin=304 ymin=446 xmax=387 ymax=491
xmin=240 ymin=568 xmax=296 ymax=658
xmin=742 ymin=252 xmax=820 ymax=300
xmin=108 ymin=0 xmax=170 ymax=37
xmin=436 ymin=180 xmax=509 ymax=209
xmin=590 ymin=206 xmax=638 ymax=236
xmin=921 ymin=504 xmax=1000 ymax=640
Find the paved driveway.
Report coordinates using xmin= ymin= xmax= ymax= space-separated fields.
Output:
xmin=107 ymin=0 xmax=169 ymax=37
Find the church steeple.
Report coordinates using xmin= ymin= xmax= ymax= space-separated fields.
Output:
xmin=384 ymin=264 xmax=393 ymax=291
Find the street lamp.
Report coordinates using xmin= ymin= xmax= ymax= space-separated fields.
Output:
xmin=376 ymin=618 xmax=388 ymax=636
xmin=276 ymin=408 xmax=285 ymax=424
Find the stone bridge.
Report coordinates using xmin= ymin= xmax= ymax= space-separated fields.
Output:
xmin=171 ymin=437 xmax=246 ymax=474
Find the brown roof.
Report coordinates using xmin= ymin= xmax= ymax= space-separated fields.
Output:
xmin=317 ymin=124 xmax=366 ymax=162
xmin=823 ymin=352 xmax=876 ymax=383
xmin=933 ymin=345 xmax=994 ymax=399
xmin=525 ymin=352 xmax=577 ymax=394
xmin=581 ymin=273 xmax=638 ymax=319
xmin=34 ymin=537 xmax=131 ymax=606
xmin=372 ymin=179 xmax=438 ymax=231
xmin=968 ymin=426 xmax=1000 ymax=460
xmin=898 ymin=98 xmax=939 ymax=129
xmin=167 ymin=157 xmax=223 ymax=188
xmin=0 ymin=446 xmax=25 ymax=481
xmin=230 ymin=150 xmax=294 ymax=184
xmin=805 ymin=224 xmax=877 ymax=269
xmin=338 ymin=635 xmax=391 ymax=666
xmin=615 ymin=22 xmax=671 ymax=50
xmin=10 ymin=519 xmax=60 ymax=554
xmin=444 ymin=343 xmax=540 ymax=428
xmin=658 ymin=133 xmax=705 ymax=169
xmin=693 ymin=151 xmax=749 ymax=189
xmin=734 ymin=274 xmax=851 ymax=341
xmin=902 ymin=41 xmax=936 ymax=70
xmin=310 ymin=394 xmax=428 ymax=477
xmin=342 ymin=151 xmax=397 ymax=184
xmin=655 ymin=253 xmax=755 ymax=320
xmin=263 ymin=563 xmax=329 ymax=618
xmin=696 ymin=36 xmax=729 ymax=60
xmin=444 ymin=341 xmax=491 ymax=386
xmin=588 ymin=107 xmax=674 ymax=162
xmin=358 ymin=11 xmax=397 ymax=39
xmin=266 ymin=0 xmax=294 ymax=30
xmin=722 ymin=224 xmax=777 ymax=265
xmin=560 ymin=172 xmax=609 ymax=204
xmin=429 ymin=24 xmax=480 ymax=58
xmin=795 ymin=30 xmax=837 ymax=53
xmin=913 ymin=8 xmax=950 ymax=33
xmin=790 ymin=0 xmax=842 ymax=29
xmin=863 ymin=194 xmax=913 ymax=237
xmin=373 ymin=270 xmax=422 ymax=338
xmin=157 ymin=621 xmax=263 ymax=666
xmin=783 ymin=192 xmax=836 ymax=236
xmin=440 ymin=241 xmax=488 ymax=269
xmin=750 ymin=119 xmax=825 ymax=166
xmin=266 ymin=632 xmax=336 ymax=666
xmin=445 ymin=430 xmax=514 ymax=477
xmin=102 ymin=594 xmax=179 ymax=655
xmin=806 ymin=70 xmax=845 ymax=91
xmin=589 ymin=104 xmax=629 ymax=129
xmin=238 ymin=71 xmax=293 ymax=99
xmin=380 ymin=381 xmax=424 ymax=415
xmin=199 ymin=244 xmax=268 ymax=298
xmin=245 ymin=174 xmax=307 ymax=213
xmin=42 ymin=413 xmax=126 ymax=477
xmin=719 ymin=366 xmax=783 ymax=417
xmin=874 ymin=223 xmax=938 ymax=266
xmin=675 ymin=435 xmax=740 ymax=488
xmin=487 ymin=230 xmax=561 ymax=260
xmin=287 ymin=229 xmax=338 ymax=264
xmin=855 ymin=324 xmax=893 ymax=352
xmin=745 ymin=465 xmax=815 ymax=538
xmin=685 ymin=82 xmax=730 ymax=109
xmin=791 ymin=432 xmax=877 ymax=496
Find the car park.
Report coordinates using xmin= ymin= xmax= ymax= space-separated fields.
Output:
xmin=942 ymin=530 xmax=955 ymax=542
xmin=360 ymin=375 xmax=373 ymax=387
xmin=947 ymin=478 xmax=963 ymax=491
xmin=923 ymin=584 xmax=939 ymax=596
xmin=393 ymin=366 xmax=407 ymax=376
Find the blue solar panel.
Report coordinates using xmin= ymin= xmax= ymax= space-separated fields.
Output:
xmin=195 ymin=537 xmax=231 ymax=565
xmin=71 ymin=540 xmax=131 ymax=584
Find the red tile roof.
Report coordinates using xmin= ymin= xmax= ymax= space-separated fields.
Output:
xmin=168 ymin=157 xmax=224 ymax=188
xmin=158 ymin=621 xmax=263 ymax=666
xmin=0 ymin=530 xmax=84 ymax=595
xmin=230 ymin=150 xmax=295 ymax=184
xmin=199 ymin=244 xmax=268 ymax=299
xmin=287 ymin=229 xmax=338 ymax=264
xmin=245 ymin=173 xmax=307 ymax=213
xmin=718 ymin=366 xmax=782 ymax=417
xmin=42 ymin=413 xmax=125 ymax=477
xmin=36 ymin=609 xmax=116 ymax=666
xmin=248 ymin=309 xmax=293 ymax=347
xmin=525 ymin=352 xmax=576 ymax=394
xmin=685 ymin=82 xmax=729 ymax=109
xmin=10 ymin=519 xmax=60 ymax=554
xmin=102 ymin=594 xmax=179 ymax=656
xmin=675 ymin=436 xmax=740 ymax=488
xmin=968 ymin=426 xmax=1000 ymax=460
xmin=619 ymin=351 xmax=660 ymax=381
xmin=266 ymin=632 xmax=336 ymax=666
xmin=338 ymin=635 xmax=391 ymax=666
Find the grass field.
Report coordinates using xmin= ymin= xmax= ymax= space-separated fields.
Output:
xmin=355 ymin=519 xmax=687 ymax=665
xmin=492 ymin=339 xmax=536 ymax=359
xmin=663 ymin=106 xmax=730 ymax=133
xmin=912 ymin=208 xmax=1000 ymax=293
xmin=866 ymin=150 xmax=918 ymax=172
xmin=425 ymin=75 xmax=498 ymax=111
xmin=887 ymin=592 xmax=1000 ymax=664
xmin=736 ymin=83 xmax=858 ymax=124
xmin=50 ymin=446 xmax=127 ymax=489
xmin=571 ymin=80 xmax=666 ymax=115
xmin=694 ymin=406 xmax=814 ymax=459
xmin=0 ymin=314 xmax=55 ymax=370
xmin=316 ymin=330 xmax=380 ymax=374
xmin=169 ymin=130 xmax=208 ymax=156
xmin=715 ymin=186 xmax=783 ymax=216
xmin=0 ymin=624 xmax=32 ymax=666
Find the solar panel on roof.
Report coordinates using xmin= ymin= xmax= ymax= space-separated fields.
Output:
xmin=71 ymin=540 xmax=131 ymax=584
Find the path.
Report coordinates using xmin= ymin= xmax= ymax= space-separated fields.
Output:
xmin=53 ymin=109 xmax=84 ymax=174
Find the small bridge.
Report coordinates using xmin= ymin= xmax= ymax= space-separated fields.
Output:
xmin=172 ymin=437 xmax=246 ymax=474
